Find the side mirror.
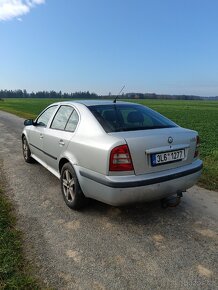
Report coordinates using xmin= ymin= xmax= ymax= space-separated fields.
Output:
xmin=24 ymin=119 xmax=34 ymax=126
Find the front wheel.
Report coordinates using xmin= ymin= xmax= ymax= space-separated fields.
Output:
xmin=22 ymin=136 xmax=35 ymax=163
xmin=60 ymin=163 xmax=87 ymax=210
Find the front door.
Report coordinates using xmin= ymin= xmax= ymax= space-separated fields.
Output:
xmin=28 ymin=105 xmax=58 ymax=162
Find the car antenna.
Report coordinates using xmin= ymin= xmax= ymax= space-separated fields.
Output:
xmin=113 ymin=85 xmax=125 ymax=103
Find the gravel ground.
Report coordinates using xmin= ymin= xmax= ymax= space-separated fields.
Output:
xmin=0 ymin=110 xmax=217 ymax=290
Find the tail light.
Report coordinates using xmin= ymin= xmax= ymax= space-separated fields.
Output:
xmin=109 ymin=144 xmax=134 ymax=171
xmin=194 ymin=135 xmax=200 ymax=158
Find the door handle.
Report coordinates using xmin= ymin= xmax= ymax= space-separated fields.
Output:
xmin=59 ymin=139 xmax=65 ymax=146
xmin=39 ymin=134 xmax=43 ymax=139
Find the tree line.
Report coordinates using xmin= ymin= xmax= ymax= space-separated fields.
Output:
xmin=0 ymin=90 xmax=98 ymax=99
xmin=0 ymin=89 xmax=217 ymax=100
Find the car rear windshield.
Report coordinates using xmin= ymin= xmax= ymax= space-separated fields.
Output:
xmin=88 ymin=104 xmax=177 ymax=133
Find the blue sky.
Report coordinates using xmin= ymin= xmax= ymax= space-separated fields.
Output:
xmin=0 ymin=0 xmax=218 ymax=96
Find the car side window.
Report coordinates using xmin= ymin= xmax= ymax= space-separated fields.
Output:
xmin=36 ymin=106 xmax=57 ymax=127
xmin=65 ymin=110 xmax=79 ymax=132
xmin=51 ymin=106 xmax=74 ymax=130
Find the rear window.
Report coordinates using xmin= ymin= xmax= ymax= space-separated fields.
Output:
xmin=89 ymin=104 xmax=177 ymax=133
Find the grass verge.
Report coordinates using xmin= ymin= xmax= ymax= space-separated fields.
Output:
xmin=0 ymin=185 xmax=41 ymax=289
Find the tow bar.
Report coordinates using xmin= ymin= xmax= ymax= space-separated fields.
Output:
xmin=161 ymin=191 xmax=184 ymax=208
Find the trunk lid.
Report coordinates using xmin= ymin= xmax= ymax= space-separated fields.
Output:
xmin=109 ymin=127 xmax=197 ymax=175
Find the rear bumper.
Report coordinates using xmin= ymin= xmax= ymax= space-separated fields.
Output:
xmin=76 ymin=160 xmax=203 ymax=206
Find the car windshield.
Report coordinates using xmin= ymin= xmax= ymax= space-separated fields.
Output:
xmin=89 ymin=104 xmax=177 ymax=133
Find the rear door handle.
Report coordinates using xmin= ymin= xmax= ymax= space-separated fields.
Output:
xmin=59 ymin=139 xmax=65 ymax=146
xmin=39 ymin=133 xmax=43 ymax=139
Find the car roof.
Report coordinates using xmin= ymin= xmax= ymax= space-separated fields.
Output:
xmin=62 ymin=100 xmax=134 ymax=106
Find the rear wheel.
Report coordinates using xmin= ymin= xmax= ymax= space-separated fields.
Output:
xmin=22 ymin=136 xmax=35 ymax=163
xmin=60 ymin=163 xmax=87 ymax=210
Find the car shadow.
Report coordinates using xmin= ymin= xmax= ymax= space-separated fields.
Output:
xmin=84 ymin=197 xmax=189 ymax=228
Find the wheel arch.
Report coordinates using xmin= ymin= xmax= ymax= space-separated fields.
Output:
xmin=59 ymin=158 xmax=70 ymax=174
xmin=22 ymin=130 xmax=29 ymax=143
xmin=59 ymin=151 xmax=79 ymax=174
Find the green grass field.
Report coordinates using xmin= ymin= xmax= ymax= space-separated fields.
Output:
xmin=0 ymin=98 xmax=217 ymax=191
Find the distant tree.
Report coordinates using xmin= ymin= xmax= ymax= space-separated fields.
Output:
xmin=23 ymin=89 xmax=27 ymax=98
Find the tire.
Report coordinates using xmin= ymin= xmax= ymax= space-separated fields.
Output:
xmin=60 ymin=163 xmax=87 ymax=210
xmin=22 ymin=136 xmax=35 ymax=163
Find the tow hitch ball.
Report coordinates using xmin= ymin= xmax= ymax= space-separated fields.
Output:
xmin=161 ymin=191 xmax=184 ymax=208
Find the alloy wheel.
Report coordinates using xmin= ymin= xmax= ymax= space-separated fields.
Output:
xmin=23 ymin=139 xmax=28 ymax=160
xmin=62 ymin=169 xmax=75 ymax=202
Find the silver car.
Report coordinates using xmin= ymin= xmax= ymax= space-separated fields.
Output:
xmin=22 ymin=100 xmax=202 ymax=209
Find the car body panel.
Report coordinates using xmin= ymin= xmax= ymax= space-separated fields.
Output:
xmin=75 ymin=160 xmax=202 ymax=205
xmin=42 ymin=129 xmax=74 ymax=171
xmin=109 ymin=127 xmax=197 ymax=175
xmin=28 ymin=126 xmax=45 ymax=160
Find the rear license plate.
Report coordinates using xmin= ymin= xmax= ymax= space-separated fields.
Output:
xmin=151 ymin=149 xmax=185 ymax=166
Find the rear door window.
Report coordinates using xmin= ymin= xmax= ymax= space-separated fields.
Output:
xmin=51 ymin=106 xmax=74 ymax=130
xmin=65 ymin=110 xmax=79 ymax=132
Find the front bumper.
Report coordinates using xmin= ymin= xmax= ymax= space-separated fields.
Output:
xmin=76 ymin=159 xmax=203 ymax=206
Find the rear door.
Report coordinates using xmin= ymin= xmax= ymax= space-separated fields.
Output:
xmin=43 ymin=105 xmax=79 ymax=171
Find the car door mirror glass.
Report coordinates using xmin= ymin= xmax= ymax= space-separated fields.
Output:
xmin=24 ymin=119 xmax=34 ymax=126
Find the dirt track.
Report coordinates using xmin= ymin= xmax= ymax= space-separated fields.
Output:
xmin=0 ymin=110 xmax=217 ymax=290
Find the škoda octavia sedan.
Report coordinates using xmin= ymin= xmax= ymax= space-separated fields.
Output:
xmin=22 ymin=100 xmax=202 ymax=209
